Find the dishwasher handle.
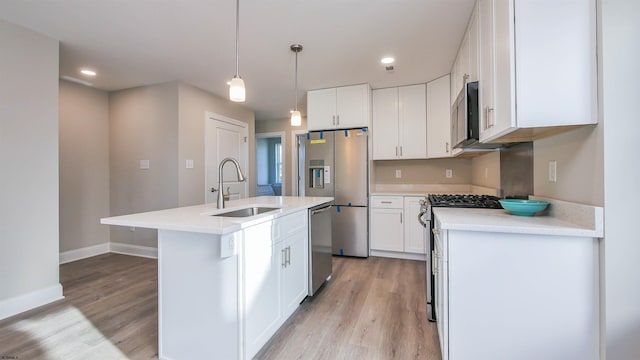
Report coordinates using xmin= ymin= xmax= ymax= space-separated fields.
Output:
xmin=311 ymin=205 xmax=332 ymax=215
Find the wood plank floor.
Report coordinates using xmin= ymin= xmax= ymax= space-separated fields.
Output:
xmin=0 ymin=254 xmax=440 ymax=359
xmin=255 ymin=256 xmax=441 ymax=360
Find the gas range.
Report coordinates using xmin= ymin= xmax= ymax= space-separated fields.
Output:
xmin=423 ymin=193 xmax=502 ymax=323
xmin=427 ymin=194 xmax=502 ymax=209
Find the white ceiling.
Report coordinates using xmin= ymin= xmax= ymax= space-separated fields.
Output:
xmin=0 ymin=0 xmax=474 ymax=120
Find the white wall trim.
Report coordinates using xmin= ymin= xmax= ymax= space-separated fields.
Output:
xmin=291 ymin=129 xmax=308 ymax=196
xmin=110 ymin=242 xmax=158 ymax=259
xmin=0 ymin=284 xmax=64 ymax=321
xmin=59 ymin=243 xmax=110 ymax=264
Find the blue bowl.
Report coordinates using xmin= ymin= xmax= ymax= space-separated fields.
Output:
xmin=499 ymin=199 xmax=549 ymax=216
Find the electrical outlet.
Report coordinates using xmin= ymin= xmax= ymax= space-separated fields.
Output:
xmin=446 ymin=169 xmax=453 ymax=178
xmin=548 ymin=160 xmax=557 ymax=182
xmin=395 ymin=169 xmax=402 ymax=178
xmin=186 ymin=159 xmax=194 ymax=169
xmin=140 ymin=160 xmax=150 ymax=169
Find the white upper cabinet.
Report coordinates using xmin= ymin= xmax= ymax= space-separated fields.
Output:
xmin=478 ymin=0 xmax=598 ymax=143
xmin=427 ymin=75 xmax=452 ymax=159
xmin=372 ymin=84 xmax=427 ymax=160
xmin=451 ymin=3 xmax=479 ymax=102
xmin=307 ymin=84 xmax=371 ymax=131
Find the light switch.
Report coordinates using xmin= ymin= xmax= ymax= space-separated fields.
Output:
xmin=140 ymin=160 xmax=150 ymax=169
xmin=548 ymin=160 xmax=557 ymax=182
xmin=186 ymin=159 xmax=194 ymax=169
xmin=395 ymin=169 xmax=402 ymax=178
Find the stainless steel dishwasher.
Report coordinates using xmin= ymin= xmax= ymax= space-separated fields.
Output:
xmin=308 ymin=203 xmax=333 ymax=295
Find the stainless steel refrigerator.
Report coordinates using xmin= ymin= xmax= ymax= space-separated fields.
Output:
xmin=304 ymin=129 xmax=369 ymax=257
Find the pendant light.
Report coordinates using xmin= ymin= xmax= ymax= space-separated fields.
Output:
xmin=290 ymin=44 xmax=303 ymax=126
xmin=229 ymin=0 xmax=245 ymax=102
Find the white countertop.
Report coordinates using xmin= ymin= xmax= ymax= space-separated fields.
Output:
xmin=101 ymin=196 xmax=333 ymax=235
xmin=433 ymin=207 xmax=602 ymax=237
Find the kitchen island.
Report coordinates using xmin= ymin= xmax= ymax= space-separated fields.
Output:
xmin=432 ymin=198 xmax=603 ymax=360
xmin=101 ymin=196 xmax=333 ymax=360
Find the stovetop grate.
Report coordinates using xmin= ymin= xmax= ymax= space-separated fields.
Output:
xmin=428 ymin=194 xmax=502 ymax=209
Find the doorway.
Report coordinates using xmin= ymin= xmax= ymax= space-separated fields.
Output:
xmin=255 ymin=132 xmax=285 ymax=196
xmin=204 ymin=112 xmax=249 ymax=204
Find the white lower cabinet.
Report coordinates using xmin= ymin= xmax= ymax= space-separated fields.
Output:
xmin=370 ymin=207 xmax=404 ymax=252
xmin=243 ymin=210 xmax=308 ymax=359
xmin=433 ymin=216 xmax=599 ymax=360
xmin=243 ymin=221 xmax=282 ymax=358
xmin=404 ymin=196 xmax=426 ymax=254
xmin=370 ymin=196 xmax=425 ymax=256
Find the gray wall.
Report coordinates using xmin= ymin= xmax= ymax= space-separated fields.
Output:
xmin=177 ymin=83 xmax=256 ymax=206
xmin=0 ymin=20 xmax=61 ymax=309
xmin=602 ymin=0 xmax=640 ymax=358
xmin=59 ymin=80 xmax=110 ymax=252
xmin=533 ymin=125 xmax=603 ymax=206
xmin=108 ymin=82 xmax=256 ymax=248
xmin=109 ymin=82 xmax=179 ymax=248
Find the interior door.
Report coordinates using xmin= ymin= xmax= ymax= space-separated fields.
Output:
xmin=205 ymin=114 xmax=249 ymax=204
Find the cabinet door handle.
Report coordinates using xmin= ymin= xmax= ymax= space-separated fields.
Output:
xmin=445 ymin=142 xmax=449 ymax=153
xmin=486 ymin=107 xmax=495 ymax=128
xmin=286 ymin=246 xmax=291 ymax=266
xmin=282 ymin=248 xmax=286 ymax=267
xmin=332 ymin=115 xmax=336 ymax=126
xmin=380 ymin=201 xmax=392 ymax=204
xmin=431 ymin=250 xmax=437 ymax=274
xmin=400 ymin=212 xmax=403 ymax=224
xmin=336 ymin=115 xmax=340 ymax=125
xmin=400 ymin=146 xmax=403 ymax=156
xmin=395 ymin=146 xmax=398 ymax=156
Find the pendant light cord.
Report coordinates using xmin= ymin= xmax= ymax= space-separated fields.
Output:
xmin=294 ymin=50 xmax=298 ymax=111
xmin=235 ymin=0 xmax=240 ymax=77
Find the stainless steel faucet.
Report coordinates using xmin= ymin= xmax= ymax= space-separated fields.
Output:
xmin=217 ymin=157 xmax=246 ymax=209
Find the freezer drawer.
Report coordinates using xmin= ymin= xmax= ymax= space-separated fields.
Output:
xmin=332 ymin=206 xmax=368 ymax=257
xmin=309 ymin=204 xmax=333 ymax=295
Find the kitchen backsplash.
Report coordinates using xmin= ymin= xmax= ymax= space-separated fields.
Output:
xmin=372 ymin=158 xmax=472 ymax=184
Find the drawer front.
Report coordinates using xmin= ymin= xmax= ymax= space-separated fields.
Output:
xmin=273 ymin=210 xmax=308 ymax=241
xmin=371 ymin=196 xmax=404 ymax=209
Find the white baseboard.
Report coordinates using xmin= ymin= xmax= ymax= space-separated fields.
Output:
xmin=59 ymin=243 xmax=110 ymax=264
xmin=0 ymin=283 xmax=64 ymax=321
xmin=370 ymin=250 xmax=426 ymax=261
xmin=110 ymin=242 xmax=158 ymax=259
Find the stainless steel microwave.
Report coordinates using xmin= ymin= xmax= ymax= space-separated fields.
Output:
xmin=451 ymin=81 xmax=480 ymax=149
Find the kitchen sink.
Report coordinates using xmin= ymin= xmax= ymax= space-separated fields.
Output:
xmin=211 ymin=206 xmax=280 ymax=218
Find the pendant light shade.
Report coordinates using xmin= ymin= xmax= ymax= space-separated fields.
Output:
xmin=229 ymin=0 xmax=245 ymax=102
xmin=290 ymin=44 xmax=303 ymax=126
xmin=229 ymin=76 xmax=245 ymax=102
xmin=290 ymin=110 xmax=302 ymax=126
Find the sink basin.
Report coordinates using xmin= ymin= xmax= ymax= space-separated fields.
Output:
xmin=212 ymin=206 xmax=280 ymax=218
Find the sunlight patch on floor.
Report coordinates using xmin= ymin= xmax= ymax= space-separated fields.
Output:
xmin=5 ymin=305 xmax=129 ymax=359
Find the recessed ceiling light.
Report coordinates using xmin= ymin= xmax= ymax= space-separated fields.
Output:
xmin=381 ymin=57 xmax=395 ymax=65
xmin=80 ymin=69 xmax=96 ymax=76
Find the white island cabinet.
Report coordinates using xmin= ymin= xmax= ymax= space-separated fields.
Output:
xmin=433 ymin=203 xmax=603 ymax=360
xmin=101 ymin=196 xmax=332 ymax=360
